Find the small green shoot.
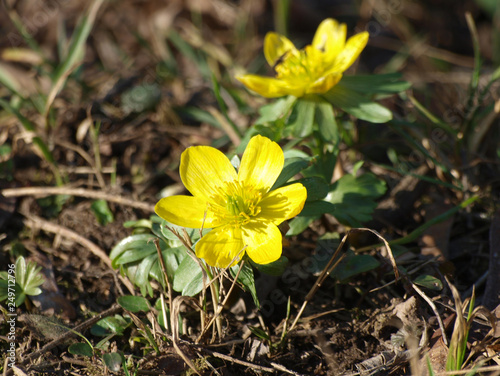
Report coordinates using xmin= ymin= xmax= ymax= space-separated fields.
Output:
xmin=0 ymin=256 xmax=45 ymax=307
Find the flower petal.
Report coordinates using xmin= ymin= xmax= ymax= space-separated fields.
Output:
xmin=238 ymin=135 xmax=284 ymax=194
xmin=155 ymin=195 xmax=222 ymax=229
xmin=307 ymin=71 xmax=343 ymax=94
xmin=264 ymin=32 xmax=297 ymax=67
xmin=331 ymin=31 xmax=369 ymax=73
xmin=258 ymin=183 xmax=307 ymax=225
xmin=236 ymin=74 xmax=294 ymax=98
xmin=180 ymin=145 xmax=237 ymax=201
xmin=195 ymin=225 xmax=245 ymax=268
xmin=312 ymin=18 xmax=346 ymax=61
xmin=242 ymin=221 xmax=282 ymax=264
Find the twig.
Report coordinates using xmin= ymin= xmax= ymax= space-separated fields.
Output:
xmin=171 ymin=296 xmax=202 ymax=376
xmin=1 ymin=186 xmax=155 ymax=213
xmin=196 ymin=260 xmax=245 ymax=343
xmin=195 ymin=346 xmax=275 ymax=373
xmin=154 ymin=239 xmax=173 ymax=334
xmin=288 ymin=228 xmax=399 ymax=333
xmin=434 ymin=365 xmax=500 ymax=375
xmin=22 ymin=305 xmax=122 ymax=367
xmin=22 ymin=214 xmax=136 ymax=295
xmin=411 ymin=283 xmax=448 ymax=346
xmin=270 ymin=362 xmax=307 ymax=376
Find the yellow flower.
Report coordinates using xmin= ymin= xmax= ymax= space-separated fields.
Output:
xmin=236 ymin=18 xmax=369 ymax=98
xmin=155 ymin=135 xmax=307 ymax=268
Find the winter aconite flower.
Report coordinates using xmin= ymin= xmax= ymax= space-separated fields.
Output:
xmin=236 ymin=18 xmax=369 ymax=98
xmin=155 ymin=135 xmax=307 ymax=268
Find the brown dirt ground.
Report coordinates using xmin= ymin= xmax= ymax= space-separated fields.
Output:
xmin=1 ymin=0 xmax=500 ymax=375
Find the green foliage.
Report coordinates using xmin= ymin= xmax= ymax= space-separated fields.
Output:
xmin=271 ymin=156 xmax=312 ymax=190
xmin=331 ymin=251 xmax=380 ymax=282
xmin=0 ymin=143 xmax=14 ymax=181
xmin=172 ymin=254 xmax=204 ymax=296
xmin=117 ymin=295 xmax=151 ymax=313
xmin=0 ymin=256 xmax=45 ymax=307
xmin=91 ymin=314 xmax=132 ymax=336
xmin=250 ymin=256 xmax=289 ymax=276
xmin=288 ymin=98 xmax=316 ymax=137
xmin=120 ymin=83 xmax=161 ymax=114
xmin=102 ymin=352 xmax=125 ymax=373
xmin=69 ymin=342 xmax=94 ymax=358
xmin=91 ymin=199 xmax=114 ymax=225
xmin=413 ymin=274 xmax=443 ymax=291
xmin=336 ymin=73 xmax=412 ymax=96
xmin=231 ymin=262 xmax=259 ymax=307
xmin=323 ymin=85 xmax=393 ymax=123
xmin=288 ymin=169 xmax=387 ymax=235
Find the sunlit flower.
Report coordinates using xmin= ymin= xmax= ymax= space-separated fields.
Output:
xmin=236 ymin=18 xmax=369 ymax=98
xmin=155 ymin=135 xmax=307 ymax=268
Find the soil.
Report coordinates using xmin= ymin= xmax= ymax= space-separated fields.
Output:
xmin=1 ymin=0 xmax=499 ymax=375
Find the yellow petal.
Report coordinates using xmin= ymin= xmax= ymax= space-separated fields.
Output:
xmin=312 ymin=18 xmax=346 ymax=61
xmin=242 ymin=221 xmax=282 ymax=264
xmin=258 ymin=183 xmax=307 ymax=225
xmin=180 ymin=145 xmax=237 ymax=201
xmin=155 ymin=195 xmax=222 ymax=229
xmin=238 ymin=135 xmax=284 ymax=193
xmin=195 ymin=225 xmax=245 ymax=268
xmin=331 ymin=31 xmax=369 ymax=73
xmin=307 ymin=71 xmax=343 ymax=94
xmin=264 ymin=32 xmax=297 ymax=67
xmin=236 ymin=74 xmax=294 ymax=98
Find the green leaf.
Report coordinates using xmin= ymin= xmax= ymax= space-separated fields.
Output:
xmin=296 ymin=176 xmax=329 ymax=202
xmin=15 ymin=256 xmax=44 ymax=297
xmin=181 ymin=272 xmax=204 ymax=297
xmin=298 ymin=200 xmax=336 ymax=217
xmin=303 ymin=145 xmax=338 ymax=183
xmin=324 ymin=173 xmax=386 ymax=226
xmin=68 ymin=342 xmax=94 ymax=358
xmin=324 ymin=86 xmax=393 ymax=123
xmin=92 ymin=315 xmax=131 ymax=336
xmin=177 ymin=106 xmax=221 ymax=129
xmin=330 ymin=251 xmax=380 ymax=282
xmin=231 ymin=262 xmax=259 ymax=308
xmin=159 ymin=222 xmax=210 ymax=243
xmin=287 ymin=215 xmax=318 ymax=236
xmin=168 ymin=30 xmax=211 ymax=78
xmin=47 ymin=0 xmax=104 ymax=114
xmin=288 ymin=98 xmax=316 ymax=137
xmin=251 ymin=256 xmax=288 ymax=276
xmin=149 ymin=246 xmax=186 ymax=284
xmin=109 ymin=234 xmax=157 ymax=267
xmin=212 ymin=74 xmax=242 ymax=138
xmin=172 ymin=255 xmax=204 ymax=296
xmin=123 ymin=219 xmax=153 ymax=229
xmin=287 ymin=200 xmax=335 ymax=236
xmin=315 ymin=100 xmax=339 ymax=143
xmin=120 ymin=83 xmax=161 ymax=114
xmin=91 ymin=199 xmax=114 ymax=225
xmin=248 ymin=326 xmax=270 ymax=341
xmin=133 ymin=254 xmax=157 ymax=297
xmin=271 ymin=157 xmax=310 ymax=190
xmin=474 ymin=0 xmax=498 ymax=17
xmin=413 ymin=274 xmax=443 ymax=291
xmin=102 ymin=352 xmax=123 ymax=372
xmin=117 ymin=295 xmax=151 ymax=312
xmin=256 ymin=95 xmax=296 ymax=124
xmin=0 ymin=63 xmax=24 ymax=97
xmin=337 ymin=73 xmax=411 ymax=95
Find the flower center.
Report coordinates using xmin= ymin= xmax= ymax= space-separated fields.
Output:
xmin=275 ymin=46 xmax=326 ymax=85
xmin=208 ymin=180 xmax=262 ymax=226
